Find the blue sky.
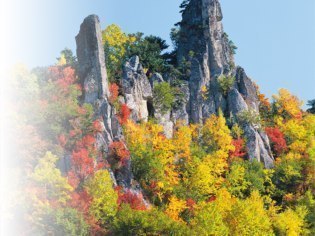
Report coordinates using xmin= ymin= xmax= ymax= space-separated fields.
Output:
xmin=2 ymin=0 xmax=315 ymax=107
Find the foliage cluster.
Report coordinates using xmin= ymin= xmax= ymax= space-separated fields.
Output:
xmin=217 ymin=75 xmax=235 ymax=95
xmin=103 ymin=25 xmax=170 ymax=82
xmin=153 ymin=82 xmax=175 ymax=114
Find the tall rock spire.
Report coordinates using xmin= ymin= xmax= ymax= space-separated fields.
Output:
xmin=177 ymin=0 xmax=274 ymax=167
xmin=75 ymin=15 xmax=134 ymax=187
xmin=76 ymin=15 xmax=114 ymax=156
xmin=177 ymin=0 xmax=235 ymax=124
xmin=76 ymin=15 xmax=109 ymax=103
xmin=178 ymin=0 xmax=233 ymax=77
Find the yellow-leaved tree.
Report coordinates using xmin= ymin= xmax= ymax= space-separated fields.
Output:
xmin=102 ymin=24 xmax=136 ymax=82
xmin=192 ymin=188 xmax=234 ymax=235
xmin=57 ymin=53 xmax=67 ymax=66
xmin=124 ymin=121 xmax=178 ymax=202
xmin=185 ymin=113 xmax=234 ymax=199
xmin=173 ymin=123 xmax=192 ymax=163
xmin=273 ymin=88 xmax=303 ymax=119
xmin=31 ymin=151 xmax=73 ymax=204
xmin=85 ymin=170 xmax=118 ymax=225
xmin=273 ymin=206 xmax=308 ymax=236
xmin=226 ymin=191 xmax=273 ymax=236
xmin=165 ymin=196 xmax=187 ymax=222
xmin=200 ymin=112 xmax=235 ymax=154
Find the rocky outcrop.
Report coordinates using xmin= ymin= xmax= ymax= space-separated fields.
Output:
xmin=76 ymin=0 xmax=274 ymax=176
xmin=76 ymin=15 xmax=109 ymax=102
xmin=235 ymin=67 xmax=259 ymax=112
xmin=227 ymin=88 xmax=274 ymax=168
xmin=76 ymin=15 xmax=135 ymax=187
xmin=177 ymin=0 xmax=234 ymax=124
xmin=122 ymin=65 xmax=175 ymax=137
xmin=307 ymin=100 xmax=315 ymax=114
xmin=177 ymin=0 xmax=274 ymax=167
xmin=122 ymin=56 xmax=153 ymax=122
xmin=149 ymin=73 xmax=164 ymax=88
xmin=76 ymin=15 xmax=113 ymax=153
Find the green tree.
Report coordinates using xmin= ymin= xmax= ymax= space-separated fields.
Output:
xmin=237 ymin=109 xmax=261 ymax=126
xmin=307 ymin=99 xmax=315 ymax=114
xmin=242 ymin=160 xmax=266 ymax=195
xmin=52 ymin=208 xmax=90 ymax=236
xmin=126 ymin=34 xmax=169 ymax=74
xmin=153 ymin=82 xmax=175 ymax=114
xmin=272 ymin=157 xmax=304 ymax=201
xmin=192 ymin=189 xmax=232 ymax=235
xmin=217 ymin=75 xmax=235 ymax=95
xmin=297 ymin=191 xmax=315 ymax=234
xmin=225 ymin=162 xmax=250 ymax=198
xmin=57 ymin=48 xmax=77 ymax=67
xmin=85 ymin=170 xmax=118 ymax=225
xmin=112 ymin=204 xmax=189 ymax=235
xmin=223 ymin=32 xmax=238 ymax=55
xmin=31 ymin=152 xmax=73 ymax=204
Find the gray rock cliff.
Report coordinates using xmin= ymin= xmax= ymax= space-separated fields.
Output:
xmin=76 ymin=0 xmax=274 ymax=188
xmin=76 ymin=15 xmax=113 ymax=152
xmin=177 ymin=0 xmax=274 ymax=167
xmin=76 ymin=15 xmax=134 ymax=187
xmin=122 ymin=56 xmax=153 ymax=122
xmin=76 ymin=15 xmax=109 ymax=102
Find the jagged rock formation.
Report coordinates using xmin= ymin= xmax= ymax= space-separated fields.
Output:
xmin=76 ymin=15 xmax=113 ymax=153
xmin=76 ymin=1 xmax=274 ymax=192
xmin=122 ymin=56 xmax=153 ymax=122
xmin=76 ymin=15 xmax=134 ymax=187
xmin=149 ymin=73 xmax=164 ymax=88
xmin=177 ymin=0 xmax=274 ymax=167
xmin=122 ymin=58 xmax=174 ymax=137
xmin=177 ymin=0 xmax=234 ymax=123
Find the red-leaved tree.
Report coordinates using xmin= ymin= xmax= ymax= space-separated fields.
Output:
xmin=109 ymin=83 xmax=119 ymax=104
xmin=68 ymin=135 xmax=104 ymax=188
xmin=117 ymin=104 xmax=131 ymax=125
xmin=116 ymin=187 xmax=146 ymax=211
xmin=230 ymin=138 xmax=247 ymax=159
xmin=109 ymin=141 xmax=130 ymax=169
xmin=265 ymin=127 xmax=287 ymax=156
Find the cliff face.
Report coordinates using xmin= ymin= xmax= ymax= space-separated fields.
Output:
xmin=122 ymin=57 xmax=176 ymax=138
xmin=76 ymin=15 xmax=134 ymax=188
xmin=178 ymin=0 xmax=233 ymax=122
xmin=122 ymin=56 xmax=153 ymax=123
xmin=178 ymin=0 xmax=233 ymax=77
xmin=75 ymin=0 xmax=274 ymax=192
xmin=76 ymin=15 xmax=113 ymax=152
xmin=76 ymin=15 xmax=109 ymax=102
xmin=177 ymin=0 xmax=274 ymax=167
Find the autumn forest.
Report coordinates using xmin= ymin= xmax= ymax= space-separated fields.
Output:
xmin=2 ymin=0 xmax=315 ymax=235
